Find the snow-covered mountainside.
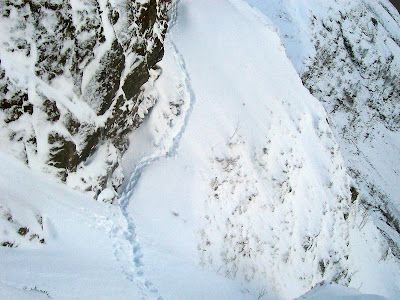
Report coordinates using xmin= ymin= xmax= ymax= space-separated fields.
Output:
xmin=1 ymin=0 xmax=399 ymax=299
xmin=247 ymin=0 xmax=400 ymax=296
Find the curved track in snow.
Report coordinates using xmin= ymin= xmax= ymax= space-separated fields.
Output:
xmin=111 ymin=0 xmax=400 ymax=298
xmin=113 ymin=10 xmax=196 ymax=297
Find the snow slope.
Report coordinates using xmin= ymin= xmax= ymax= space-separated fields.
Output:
xmin=297 ymin=282 xmax=386 ymax=300
xmin=0 ymin=151 xmax=145 ymax=299
xmin=1 ymin=0 xmax=399 ymax=299
xmin=245 ymin=0 xmax=400 ymax=297
xmin=120 ymin=0 xmax=369 ymax=298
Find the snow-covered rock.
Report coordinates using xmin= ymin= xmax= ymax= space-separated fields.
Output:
xmin=0 ymin=0 xmax=169 ymax=200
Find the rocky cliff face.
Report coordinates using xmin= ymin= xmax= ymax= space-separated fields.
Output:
xmin=0 ymin=0 xmax=169 ymax=201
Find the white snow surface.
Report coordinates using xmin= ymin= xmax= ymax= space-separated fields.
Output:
xmin=297 ymin=282 xmax=386 ymax=300
xmin=0 ymin=151 xmax=144 ymax=299
xmin=1 ymin=0 xmax=398 ymax=299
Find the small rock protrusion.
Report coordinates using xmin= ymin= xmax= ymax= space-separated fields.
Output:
xmin=18 ymin=227 xmax=29 ymax=236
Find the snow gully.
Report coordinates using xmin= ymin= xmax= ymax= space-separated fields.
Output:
xmin=116 ymin=5 xmax=195 ymax=298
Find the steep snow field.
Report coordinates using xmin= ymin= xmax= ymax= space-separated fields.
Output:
xmin=120 ymin=0 xmax=394 ymax=298
xmin=1 ymin=0 xmax=398 ymax=299
xmin=245 ymin=0 xmax=400 ymax=297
